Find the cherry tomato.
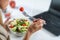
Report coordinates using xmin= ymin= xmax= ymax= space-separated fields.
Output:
xmin=19 ymin=7 xmax=24 ymax=12
xmin=9 ymin=25 xmax=14 ymax=28
xmin=22 ymin=24 xmax=26 ymax=26
xmin=10 ymin=1 xmax=15 ymax=8
xmin=5 ymin=13 xmax=11 ymax=17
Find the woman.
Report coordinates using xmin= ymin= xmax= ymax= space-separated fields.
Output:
xmin=0 ymin=0 xmax=45 ymax=40
xmin=0 ymin=0 xmax=10 ymax=40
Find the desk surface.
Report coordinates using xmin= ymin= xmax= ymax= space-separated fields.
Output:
xmin=10 ymin=29 xmax=60 ymax=40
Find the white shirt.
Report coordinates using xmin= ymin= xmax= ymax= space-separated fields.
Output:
xmin=0 ymin=8 xmax=10 ymax=40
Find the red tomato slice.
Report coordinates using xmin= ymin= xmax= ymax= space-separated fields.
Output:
xmin=19 ymin=7 xmax=24 ymax=12
xmin=10 ymin=1 xmax=15 ymax=8
xmin=9 ymin=25 xmax=14 ymax=28
xmin=22 ymin=24 xmax=26 ymax=26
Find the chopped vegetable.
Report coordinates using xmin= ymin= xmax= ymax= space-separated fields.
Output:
xmin=22 ymin=24 xmax=26 ymax=26
xmin=9 ymin=25 xmax=14 ymax=28
xmin=11 ymin=27 xmax=16 ymax=32
xmin=9 ymin=19 xmax=30 ymax=33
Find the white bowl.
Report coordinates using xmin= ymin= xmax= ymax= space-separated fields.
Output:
xmin=7 ymin=18 xmax=31 ymax=37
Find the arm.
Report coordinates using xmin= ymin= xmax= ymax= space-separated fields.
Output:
xmin=0 ymin=24 xmax=10 ymax=40
xmin=23 ymin=31 xmax=31 ymax=40
xmin=0 ymin=0 xmax=9 ymax=25
xmin=23 ymin=19 xmax=46 ymax=40
xmin=0 ymin=9 xmax=3 ymax=25
xmin=0 ymin=0 xmax=10 ymax=30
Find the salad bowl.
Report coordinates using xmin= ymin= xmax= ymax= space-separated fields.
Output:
xmin=7 ymin=18 xmax=31 ymax=36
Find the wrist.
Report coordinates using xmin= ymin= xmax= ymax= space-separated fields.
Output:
xmin=23 ymin=31 xmax=32 ymax=40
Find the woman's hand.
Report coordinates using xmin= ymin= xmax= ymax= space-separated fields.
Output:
xmin=28 ymin=18 xmax=45 ymax=34
xmin=23 ymin=18 xmax=46 ymax=40
xmin=0 ymin=17 xmax=10 ymax=40
xmin=0 ymin=0 xmax=9 ymax=10
xmin=3 ymin=17 xmax=10 ymax=31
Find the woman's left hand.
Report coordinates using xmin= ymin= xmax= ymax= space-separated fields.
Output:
xmin=3 ymin=17 xmax=10 ymax=31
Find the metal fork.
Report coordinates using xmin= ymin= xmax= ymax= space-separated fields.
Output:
xmin=22 ymin=11 xmax=35 ymax=21
xmin=22 ymin=11 xmax=46 ymax=25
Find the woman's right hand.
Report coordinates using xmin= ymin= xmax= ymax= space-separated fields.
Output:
xmin=28 ymin=18 xmax=45 ymax=34
xmin=23 ymin=18 xmax=46 ymax=40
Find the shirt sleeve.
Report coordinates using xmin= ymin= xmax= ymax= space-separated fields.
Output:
xmin=0 ymin=8 xmax=3 ymax=25
xmin=0 ymin=25 xmax=9 ymax=40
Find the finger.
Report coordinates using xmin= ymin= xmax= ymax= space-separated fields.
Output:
xmin=36 ymin=22 xmax=43 ymax=29
xmin=34 ymin=24 xmax=42 ymax=31
xmin=33 ymin=19 xmax=38 ymax=22
xmin=28 ymin=24 xmax=34 ymax=33
xmin=33 ymin=18 xmax=45 ymax=25
xmin=35 ymin=19 xmax=44 ymax=27
xmin=33 ymin=18 xmax=41 ymax=22
xmin=33 ymin=18 xmax=40 ymax=24
xmin=33 ymin=19 xmax=41 ymax=25
xmin=40 ymin=20 xmax=46 ymax=25
xmin=43 ymin=20 xmax=46 ymax=25
xmin=38 ymin=26 xmax=42 ymax=30
xmin=4 ymin=17 xmax=10 ymax=25
xmin=39 ymin=22 xmax=43 ymax=27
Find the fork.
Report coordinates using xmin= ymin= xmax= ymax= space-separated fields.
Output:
xmin=22 ymin=11 xmax=35 ymax=21
xmin=22 ymin=11 xmax=46 ymax=25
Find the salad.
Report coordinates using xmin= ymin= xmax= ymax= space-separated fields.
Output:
xmin=8 ymin=19 xmax=30 ymax=33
